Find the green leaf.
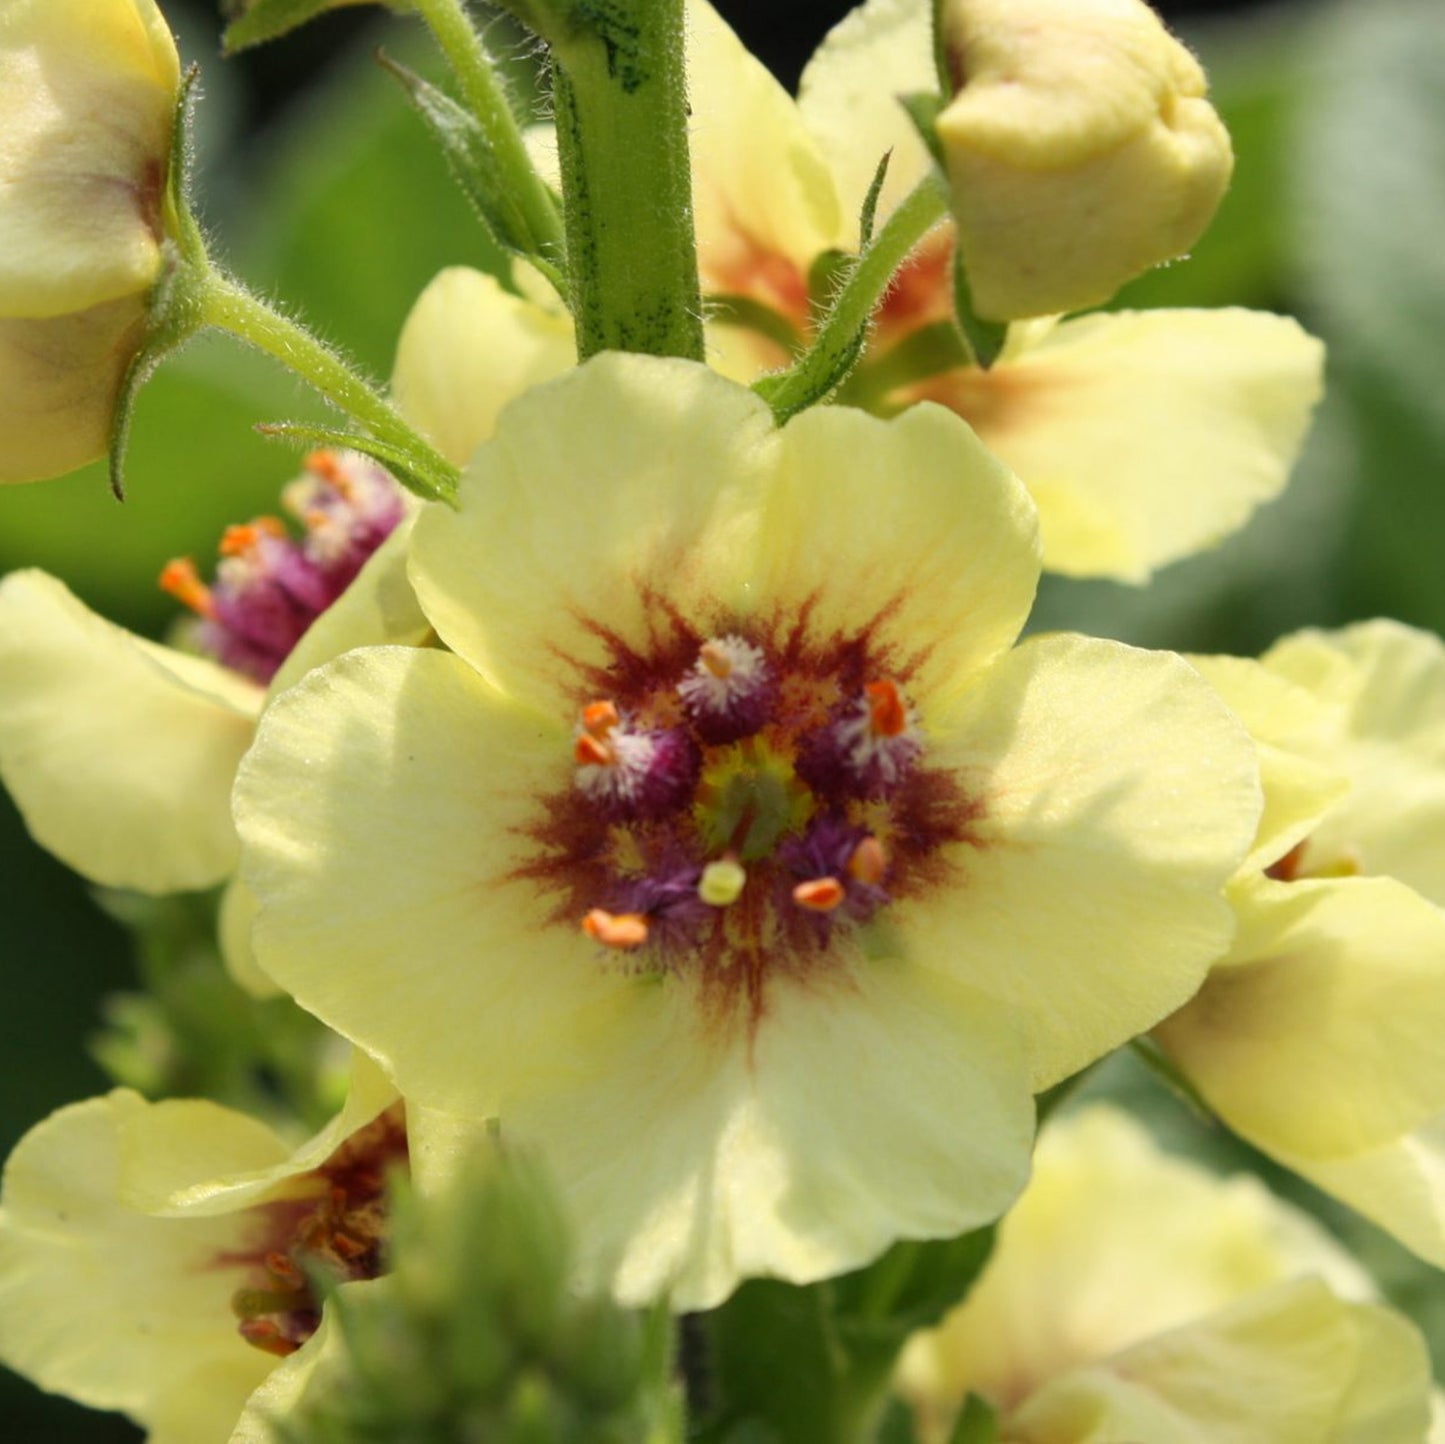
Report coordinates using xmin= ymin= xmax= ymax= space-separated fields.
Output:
xmin=377 ymin=51 xmax=567 ymax=292
xmin=858 ymin=151 xmax=892 ymax=249
xmin=223 ymin=0 xmax=406 ymax=54
xmin=950 ymin=1394 xmax=999 ymax=1444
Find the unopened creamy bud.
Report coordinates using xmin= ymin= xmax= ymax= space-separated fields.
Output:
xmin=935 ymin=0 xmax=1233 ymax=321
xmin=0 ymin=0 xmax=181 ymax=482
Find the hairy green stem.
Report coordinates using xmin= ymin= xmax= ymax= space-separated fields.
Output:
xmin=757 ymin=174 xmax=950 ymax=423
xmin=410 ymin=0 xmax=567 ymax=268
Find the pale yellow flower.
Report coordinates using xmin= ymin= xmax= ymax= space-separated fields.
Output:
xmin=0 ymin=1055 xmax=399 ymax=1443
xmin=0 ymin=0 xmax=181 ymax=482
xmin=1157 ymin=621 xmax=1445 ymax=1266
xmin=896 ymin=1107 xmax=1433 ymax=1444
xmin=235 ymin=353 xmax=1261 ymax=1309
xmin=934 ymin=0 xmax=1233 ymax=321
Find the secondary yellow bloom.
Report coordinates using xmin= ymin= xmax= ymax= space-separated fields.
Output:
xmin=0 ymin=0 xmax=181 ymax=482
xmin=0 ymin=1056 xmax=400 ymax=1443
xmin=682 ymin=0 xmax=1323 ymax=583
xmin=896 ymin=1107 xmax=1434 ymax=1443
xmin=1156 ymin=621 xmax=1445 ymax=1265
xmin=235 ymin=354 xmax=1260 ymax=1309
xmin=0 ymin=269 xmax=556 ymax=990
xmin=934 ymin=0 xmax=1233 ymax=321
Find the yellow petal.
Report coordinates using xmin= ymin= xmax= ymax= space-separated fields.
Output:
xmin=935 ymin=0 xmax=1232 ymax=320
xmin=500 ymin=962 xmax=1032 ymax=1309
xmin=1188 ymin=653 xmax=1348 ymax=872
xmin=0 ymin=0 xmax=178 ymax=317
xmin=237 ymin=646 xmax=627 ymax=1117
xmin=1158 ymin=874 xmax=1445 ymax=1159
xmin=758 ymin=397 xmax=1039 ymax=708
xmin=917 ymin=309 xmax=1325 ymax=581
xmin=1009 ymin=1280 xmax=1429 ymax=1444
xmin=0 ymin=296 xmax=147 ymax=484
xmin=410 ymin=354 xmax=775 ymax=715
xmin=270 ymin=510 xmax=429 ymax=695
xmin=796 ymin=0 xmax=936 ymax=241
xmin=390 ymin=267 xmax=574 ymax=472
xmin=0 ymin=1091 xmax=273 ymax=1431
xmin=1264 ymin=620 xmax=1445 ymax=907
xmin=0 ymin=570 xmax=262 ymax=891
xmin=910 ymin=634 xmax=1259 ymax=1089
xmin=218 ymin=876 xmax=281 ymax=1000
xmin=686 ymin=0 xmax=843 ymax=294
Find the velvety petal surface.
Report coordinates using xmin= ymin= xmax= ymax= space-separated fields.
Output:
xmin=236 ymin=646 xmax=630 ymax=1116
xmin=0 ymin=569 xmax=261 ymax=890
xmin=796 ymin=0 xmax=935 ymax=236
xmin=390 ymin=267 xmax=574 ymax=471
xmin=0 ymin=1091 xmax=274 ymax=1433
xmin=0 ymin=296 xmax=146 ymax=483
xmin=0 ymin=0 xmax=178 ymax=317
xmin=1157 ymin=875 xmax=1445 ymax=1159
xmin=493 ymin=961 xmax=1032 ymax=1309
xmin=915 ymin=309 xmax=1325 ymax=581
xmin=411 ymin=355 xmax=776 ymax=714
xmin=908 ymin=634 xmax=1259 ymax=1088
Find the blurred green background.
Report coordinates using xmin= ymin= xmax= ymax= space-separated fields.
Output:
xmin=2 ymin=0 xmax=1443 ymax=1435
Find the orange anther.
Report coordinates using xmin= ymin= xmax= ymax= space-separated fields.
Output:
xmin=699 ymin=640 xmax=734 ymax=678
xmin=265 ymin=1251 xmax=303 ymax=1288
xmin=330 ymin=1230 xmax=366 ymax=1261
xmin=238 ymin=1317 xmax=300 ymax=1358
xmin=792 ymin=877 xmax=846 ymax=912
xmin=847 ymin=836 xmax=888 ymax=887
xmin=305 ymin=449 xmax=349 ymax=490
xmin=574 ymin=733 xmax=613 ymax=767
xmin=219 ymin=517 xmax=285 ymax=557
xmin=582 ymin=909 xmax=650 ymax=949
xmin=865 ymin=680 xmax=908 ymax=738
xmin=158 ymin=558 xmax=216 ymax=618
xmin=581 ymin=700 xmax=620 ymax=737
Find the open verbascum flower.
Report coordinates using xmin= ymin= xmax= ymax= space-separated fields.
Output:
xmin=0 ymin=267 xmax=565 ymax=989
xmin=1156 ymin=621 xmax=1445 ymax=1266
xmin=0 ymin=0 xmax=181 ymax=483
xmin=686 ymin=0 xmax=1324 ymax=582
xmin=235 ymin=353 xmax=1261 ymax=1309
xmin=894 ymin=1106 xmax=1434 ymax=1443
xmin=0 ymin=1055 xmax=401 ymax=1443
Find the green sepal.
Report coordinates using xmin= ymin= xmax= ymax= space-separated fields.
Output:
xmin=255 ymin=420 xmax=458 ymax=506
xmin=377 ymin=51 xmax=568 ymax=297
xmin=222 ymin=0 xmax=410 ymax=55
xmin=859 ymin=150 xmax=893 ymax=248
xmin=951 ymin=243 xmax=1007 ymax=371
xmin=109 ymin=67 xmax=211 ymax=500
xmin=950 ymin=1395 xmax=1000 ymax=1444
xmin=900 ymin=91 xmax=947 ymax=171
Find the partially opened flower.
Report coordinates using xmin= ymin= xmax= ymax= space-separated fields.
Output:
xmin=1156 ymin=621 xmax=1445 ymax=1265
xmin=685 ymin=0 xmax=1323 ymax=581
xmin=895 ymin=1106 xmax=1433 ymax=1443
xmin=0 ymin=1055 xmax=401 ymax=1442
xmin=0 ymin=267 xmax=560 ymax=990
xmin=933 ymin=0 xmax=1234 ymax=321
xmin=235 ymin=353 xmax=1260 ymax=1309
xmin=0 ymin=0 xmax=181 ymax=482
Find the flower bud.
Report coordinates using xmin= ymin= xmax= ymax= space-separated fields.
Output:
xmin=935 ymin=0 xmax=1233 ymax=321
xmin=0 ymin=0 xmax=181 ymax=482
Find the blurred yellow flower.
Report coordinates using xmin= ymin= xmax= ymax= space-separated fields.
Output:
xmin=0 ymin=1056 xmax=400 ymax=1443
xmin=896 ymin=1106 xmax=1434 ymax=1444
xmin=0 ymin=0 xmax=181 ymax=482
xmin=235 ymin=354 xmax=1260 ymax=1309
xmin=682 ymin=0 xmax=1323 ymax=582
xmin=1158 ymin=621 xmax=1445 ymax=1267
xmin=934 ymin=0 xmax=1233 ymax=321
